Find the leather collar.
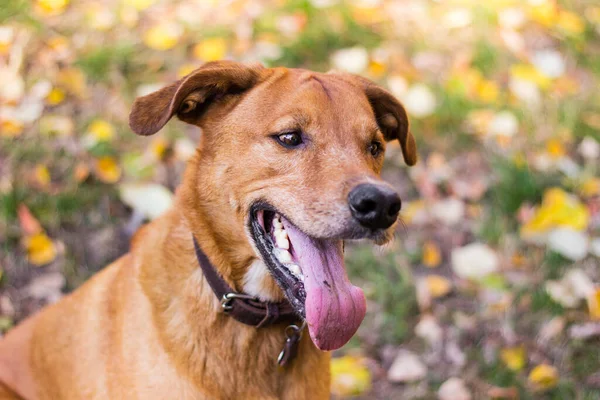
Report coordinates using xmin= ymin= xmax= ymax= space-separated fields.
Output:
xmin=192 ymin=236 xmax=298 ymax=328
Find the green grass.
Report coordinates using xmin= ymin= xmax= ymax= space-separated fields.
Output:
xmin=346 ymin=244 xmax=417 ymax=344
xmin=76 ymin=44 xmax=137 ymax=82
xmin=267 ymin=3 xmax=381 ymax=70
xmin=489 ymin=159 xmax=560 ymax=216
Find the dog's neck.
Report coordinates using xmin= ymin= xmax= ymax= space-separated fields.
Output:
xmin=130 ymin=156 xmax=328 ymax=397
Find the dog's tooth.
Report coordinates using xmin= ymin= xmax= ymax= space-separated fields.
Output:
xmin=276 ymin=235 xmax=289 ymax=250
xmin=274 ymin=248 xmax=292 ymax=263
xmin=288 ymin=263 xmax=302 ymax=278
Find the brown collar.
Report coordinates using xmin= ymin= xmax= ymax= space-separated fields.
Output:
xmin=192 ymin=236 xmax=298 ymax=328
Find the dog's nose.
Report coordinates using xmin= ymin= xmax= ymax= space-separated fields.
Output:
xmin=348 ymin=184 xmax=401 ymax=230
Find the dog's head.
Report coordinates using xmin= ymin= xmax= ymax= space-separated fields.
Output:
xmin=130 ymin=61 xmax=417 ymax=351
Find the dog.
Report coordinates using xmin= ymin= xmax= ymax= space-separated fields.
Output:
xmin=0 ymin=60 xmax=417 ymax=399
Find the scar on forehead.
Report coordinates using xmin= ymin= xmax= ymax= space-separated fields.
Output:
xmin=299 ymin=71 xmax=332 ymax=101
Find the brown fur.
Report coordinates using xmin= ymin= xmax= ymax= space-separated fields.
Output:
xmin=0 ymin=61 xmax=416 ymax=399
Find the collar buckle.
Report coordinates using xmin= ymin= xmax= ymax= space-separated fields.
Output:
xmin=220 ymin=292 xmax=258 ymax=312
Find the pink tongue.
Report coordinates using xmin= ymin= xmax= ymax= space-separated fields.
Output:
xmin=282 ymin=220 xmax=366 ymax=351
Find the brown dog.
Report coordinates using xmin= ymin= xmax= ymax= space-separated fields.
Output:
xmin=0 ymin=61 xmax=416 ymax=399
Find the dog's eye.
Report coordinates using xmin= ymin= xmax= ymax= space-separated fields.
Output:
xmin=369 ymin=141 xmax=383 ymax=157
xmin=275 ymin=131 xmax=303 ymax=148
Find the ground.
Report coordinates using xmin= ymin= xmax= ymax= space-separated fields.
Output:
xmin=1 ymin=0 xmax=600 ymax=399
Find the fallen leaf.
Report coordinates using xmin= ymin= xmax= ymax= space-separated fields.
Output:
xmin=119 ymin=183 xmax=173 ymax=220
xmin=330 ymin=47 xmax=369 ymax=74
xmin=193 ymin=38 xmax=228 ymax=61
xmin=547 ymin=228 xmax=589 ymax=261
xmin=557 ymin=10 xmax=585 ymax=35
xmin=438 ymin=377 xmax=472 ymax=400
xmin=387 ymin=350 xmax=427 ymax=382
xmin=24 ymin=272 xmax=64 ymax=302
xmin=545 ymin=268 xmax=595 ymax=308
xmin=18 ymin=204 xmax=42 ymax=235
xmin=587 ymin=289 xmax=600 ymax=320
xmin=87 ymin=119 xmax=115 ymax=142
xmin=34 ymin=165 xmax=51 ymax=188
xmin=528 ymin=364 xmax=559 ymax=391
xmin=36 ymin=0 xmax=70 ymax=17
xmin=580 ymin=178 xmax=600 ymax=198
xmin=521 ymin=187 xmax=589 ymax=239
xmin=330 ymin=356 xmax=371 ymax=397
xmin=500 ymin=346 xmax=526 ymax=371
xmin=488 ymin=111 xmax=519 ymax=138
xmin=425 ymin=275 xmax=452 ymax=298
xmin=402 ymin=84 xmax=437 ymax=118
xmin=451 ymin=243 xmax=499 ymax=280
xmin=46 ymin=87 xmax=66 ymax=105
xmin=579 ymin=137 xmax=600 ymax=160
xmin=431 ymin=197 xmax=465 ymax=225
xmin=0 ymin=118 xmax=24 ymax=137
xmin=57 ymin=68 xmax=88 ymax=98
xmin=39 ymin=115 xmax=74 ymax=136
xmin=25 ymin=232 xmax=57 ymax=266
xmin=94 ymin=156 xmax=122 ymax=184
xmin=415 ymin=314 xmax=443 ymax=348
xmin=143 ymin=23 xmax=182 ymax=51
xmin=73 ymin=163 xmax=90 ymax=183
xmin=422 ymin=240 xmax=442 ymax=268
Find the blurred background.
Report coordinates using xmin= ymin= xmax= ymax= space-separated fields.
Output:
xmin=1 ymin=0 xmax=600 ymax=398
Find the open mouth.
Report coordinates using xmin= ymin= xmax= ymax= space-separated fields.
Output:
xmin=249 ymin=203 xmax=366 ymax=351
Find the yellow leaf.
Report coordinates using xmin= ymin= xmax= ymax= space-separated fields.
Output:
xmin=367 ymin=61 xmax=386 ymax=78
xmin=510 ymin=64 xmax=551 ymax=89
xmin=528 ymin=364 xmax=559 ymax=391
xmin=586 ymin=7 xmax=600 ymax=24
xmin=422 ymin=241 xmax=442 ymax=268
xmin=351 ymin=5 xmax=386 ymax=24
xmin=330 ymin=356 xmax=371 ymax=397
xmin=0 ymin=119 xmax=24 ymax=138
xmin=25 ymin=232 xmax=57 ymax=266
xmin=193 ymin=38 xmax=227 ymax=61
xmin=94 ymin=156 xmax=122 ymax=183
xmin=151 ymin=137 xmax=169 ymax=160
xmin=402 ymin=200 xmax=426 ymax=225
xmin=39 ymin=115 xmax=74 ymax=136
xmin=87 ymin=119 xmax=115 ymax=142
xmin=500 ymin=346 xmax=526 ymax=371
xmin=580 ymin=178 xmax=600 ymax=198
xmin=46 ymin=36 xmax=69 ymax=53
xmin=177 ymin=63 xmax=197 ymax=78
xmin=476 ymin=80 xmax=499 ymax=103
xmin=34 ymin=165 xmax=51 ymax=188
xmin=587 ymin=289 xmax=600 ymax=320
xmin=546 ymin=139 xmax=565 ymax=159
xmin=123 ymin=0 xmax=157 ymax=11
xmin=0 ymin=27 xmax=14 ymax=55
xmin=528 ymin=3 xmax=558 ymax=27
xmin=425 ymin=275 xmax=452 ymax=298
xmin=57 ymin=68 xmax=88 ymax=98
xmin=557 ymin=11 xmax=585 ymax=36
xmin=36 ymin=0 xmax=69 ymax=17
xmin=521 ymin=187 xmax=589 ymax=238
xmin=143 ymin=23 xmax=182 ymax=51
xmin=46 ymin=87 xmax=66 ymax=105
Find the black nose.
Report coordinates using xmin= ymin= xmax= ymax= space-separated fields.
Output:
xmin=348 ymin=184 xmax=401 ymax=230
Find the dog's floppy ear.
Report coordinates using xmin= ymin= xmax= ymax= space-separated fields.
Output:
xmin=330 ymin=72 xmax=417 ymax=166
xmin=129 ymin=61 xmax=264 ymax=136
